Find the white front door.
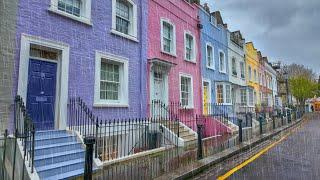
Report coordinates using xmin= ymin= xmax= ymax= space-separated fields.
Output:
xmin=151 ymin=70 xmax=167 ymax=118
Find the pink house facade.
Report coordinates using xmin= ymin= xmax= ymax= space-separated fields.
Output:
xmin=147 ymin=0 xmax=202 ymax=116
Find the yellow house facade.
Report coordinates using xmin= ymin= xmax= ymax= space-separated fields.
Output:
xmin=245 ymin=42 xmax=260 ymax=107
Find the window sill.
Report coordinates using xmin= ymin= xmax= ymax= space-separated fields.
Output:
xmin=48 ymin=7 xmax=92 ymax=26
xmin=207 ymin=66 xmax=215 ymax=70
xmin=110 ymin=29 xmax=139 ymax=42
xmin=93 ymin=102 xmax=129 ymax=108
xmin=161 ymin=50 xmax=177 ymax=58
xmin=219 ymin=71 xmax=227 ymax=74
xmin=180 ymin=106 xmax=194 ymax=110
xmin=184 ymin=59 xmax=196 ymax=64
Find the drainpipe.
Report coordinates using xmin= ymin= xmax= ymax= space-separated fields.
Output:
xmin=139 ymin=0 xmax=145 ymax=117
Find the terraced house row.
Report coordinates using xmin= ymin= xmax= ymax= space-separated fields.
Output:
xmin=0 ymin=0 xmax=281 ymax=179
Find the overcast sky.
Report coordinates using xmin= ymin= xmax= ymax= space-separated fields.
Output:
xmin=202 ymin=0 xmax=320 ymax=74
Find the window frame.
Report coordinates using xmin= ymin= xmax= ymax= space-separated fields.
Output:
xmin=160 ymin=18 xmax=176 ymax=56
xmin=179 ymin=73 xmax=194 ymax=109
xmin=111 ymin=0 xmax=138 ymax=42
xmin=215 ymin=83 xmax=232 ymax=105
xmin=94 ymin=51 xmax=129 ymax=107
xmin=218 ymin=50 xmax=226 ymax=73
xmin=206 ymin=43 xmax=214 ymax=69
xmin=231 ymin=57 xmax=237 ymax=76
xmin=240 ymin=61 xmax=245 ymax=79
xmin=184 ymin=31 xmax=196 ymax=63
xmin=49 ymin=0 xmax=92 ymax=25
xmin=240 ymin=88 xmax=247 ymax=106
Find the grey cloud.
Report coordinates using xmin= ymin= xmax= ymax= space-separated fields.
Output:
xmin=202 ymin=0 xmax=320 ymax=74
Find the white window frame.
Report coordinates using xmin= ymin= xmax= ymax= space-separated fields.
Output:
xmin=206 ymin=43 xmax=214 ymax=70
xmin=111 ymin=0 xmax=138 ymax=42
xmin=248 ymin=89 xmax=254 ymax=107
xmin=49 ymin=0 xmax=92 ymax=25
xmin=202 ymin=79 xmax=212 ymax=113
xmin=160 ymin=18 xmax=176 ymax=56
xmin=179 ymin=73 xmax=194 ymax=109
xmin=215 ymin=83 xmax=232 ymax=105
xmin=240 ymin=89 xmax=247 ymax=106
xmin=184 ymin=31 xmax=196 ymax=63
xmin=94 ymin=51 xmax=129 ymax=107
xmin=218 ymin=50 xmax=226 ymax=73
xmin=254 ymin=69 xmax=257 ymax=83
xmin=231 ymin=57 xmax=237 ymax=76
xmin=240 ymin=61 xmax=245 ymax=79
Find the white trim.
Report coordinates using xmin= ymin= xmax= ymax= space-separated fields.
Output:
xmin=49 ymin=0 xmax=92 ymax=25
xmin=18 ymin=34 xmax=70 ymax=130
xmin=160 ymin=18 xmax=177 ymax=56
xmin=205 ymin=42 xmax=215 ymax=70
xmin=94 ymin=51 xmax=129 ymax=107
xmin=184 ymin=31 xmax=196 ymax=63
xmin=202 ymin=78 xmax=211 ymax=114
xmin=111 ymin=0 xmax=138 ymax=40
xmin=179 ymin=73 xmax=194 ymax=109
xmin=218 ymin=50 xmax=226 ymax=74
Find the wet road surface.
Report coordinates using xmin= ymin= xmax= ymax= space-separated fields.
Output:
xmin=229 ymin=116 xmax=320 ymax=180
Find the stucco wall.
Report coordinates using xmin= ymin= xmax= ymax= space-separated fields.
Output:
xmin=199 ymin=8 xmax=229 ymax=103
xmin=148 ymin=0 xmax=202 ymax=114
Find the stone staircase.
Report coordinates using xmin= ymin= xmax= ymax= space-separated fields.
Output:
xmin=31 ymin=130 xmax=85 ymax=180
xmin=161 ymin=121 xmax=197 ymax=146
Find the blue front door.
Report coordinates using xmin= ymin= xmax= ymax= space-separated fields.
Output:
xmin=26 ymin=59 xmax=57 ymax=130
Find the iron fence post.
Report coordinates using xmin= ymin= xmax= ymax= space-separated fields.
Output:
xmin=95 ymin=119 xmax=99 ymax=159
xmin=2 ymin=129 xmax=8 ymax=180
xmin=259 ymin=115 xmax=263 ymax=135
xmin=31 ymin=126 xmax=35 ymax=173
xmin=281 ymin=113 xmax=284 ymax=126
xmin=273 ymin=115 xmax=276 ymax=130
xmin=238 ymin=119 xmax=243 ymax=143
xmin=84 ymin=136 xmax=96 ymax=180
xmin=197 ymin=124 xmax=203 ymax=160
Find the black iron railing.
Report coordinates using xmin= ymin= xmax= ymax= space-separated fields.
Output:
xmin=14 ymin=95 xmax=35 ymax=175
xmin=68 ymin=97 xmax=99 ymax=157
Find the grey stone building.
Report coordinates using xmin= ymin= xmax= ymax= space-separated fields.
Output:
xmin=0 ymin=0 xmax=18 ymax=133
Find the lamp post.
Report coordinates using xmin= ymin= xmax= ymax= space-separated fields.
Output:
xmin=284 ymin=71 xmax=289 ymax=106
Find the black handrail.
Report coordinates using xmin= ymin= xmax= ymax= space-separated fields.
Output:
xmin=14 ymin=95 xmax=35 ymax=174
xmin=68 ymin=97 xmax=99 ymax=158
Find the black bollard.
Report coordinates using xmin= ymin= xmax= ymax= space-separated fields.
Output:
xmin=197 ymin=125 xmax=203 ymax=160
xmin=238 ymin=119 xmax=243 ymax=143
xmin=84 ymin=136 xmax=96 ymax=180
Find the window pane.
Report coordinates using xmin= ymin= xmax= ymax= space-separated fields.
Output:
xmin=226 ymin=85 xmax=231 ymax=103
xmin=116 ymin=0 xmax=130 ymax=34
xmin=58 ymin=0 xmax=81 ymax=17
xmin=181 ymin=77 xmax=191 ymax=106
xmin=163 ymin=22 xmax=173 ymax=53
xmin=217 ymin=85 xmax=224 ymax=103
xmin=206 ymin=45 xmax=212 ymax=67
xmin=100 ymin=61 xmax=120 ymax=101
xmin=219 ymin=52 xmax=224 ymax=72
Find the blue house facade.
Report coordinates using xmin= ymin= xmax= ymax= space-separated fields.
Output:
xmin=199 ymin=7 xmax=230 ymax=115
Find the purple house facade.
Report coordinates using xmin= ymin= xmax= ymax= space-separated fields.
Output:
xmin=13 ymin=0 xmax=148 ymax=131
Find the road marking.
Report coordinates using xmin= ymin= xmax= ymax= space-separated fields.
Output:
xmin=217 ymin=120 xmax=307 ymax=180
